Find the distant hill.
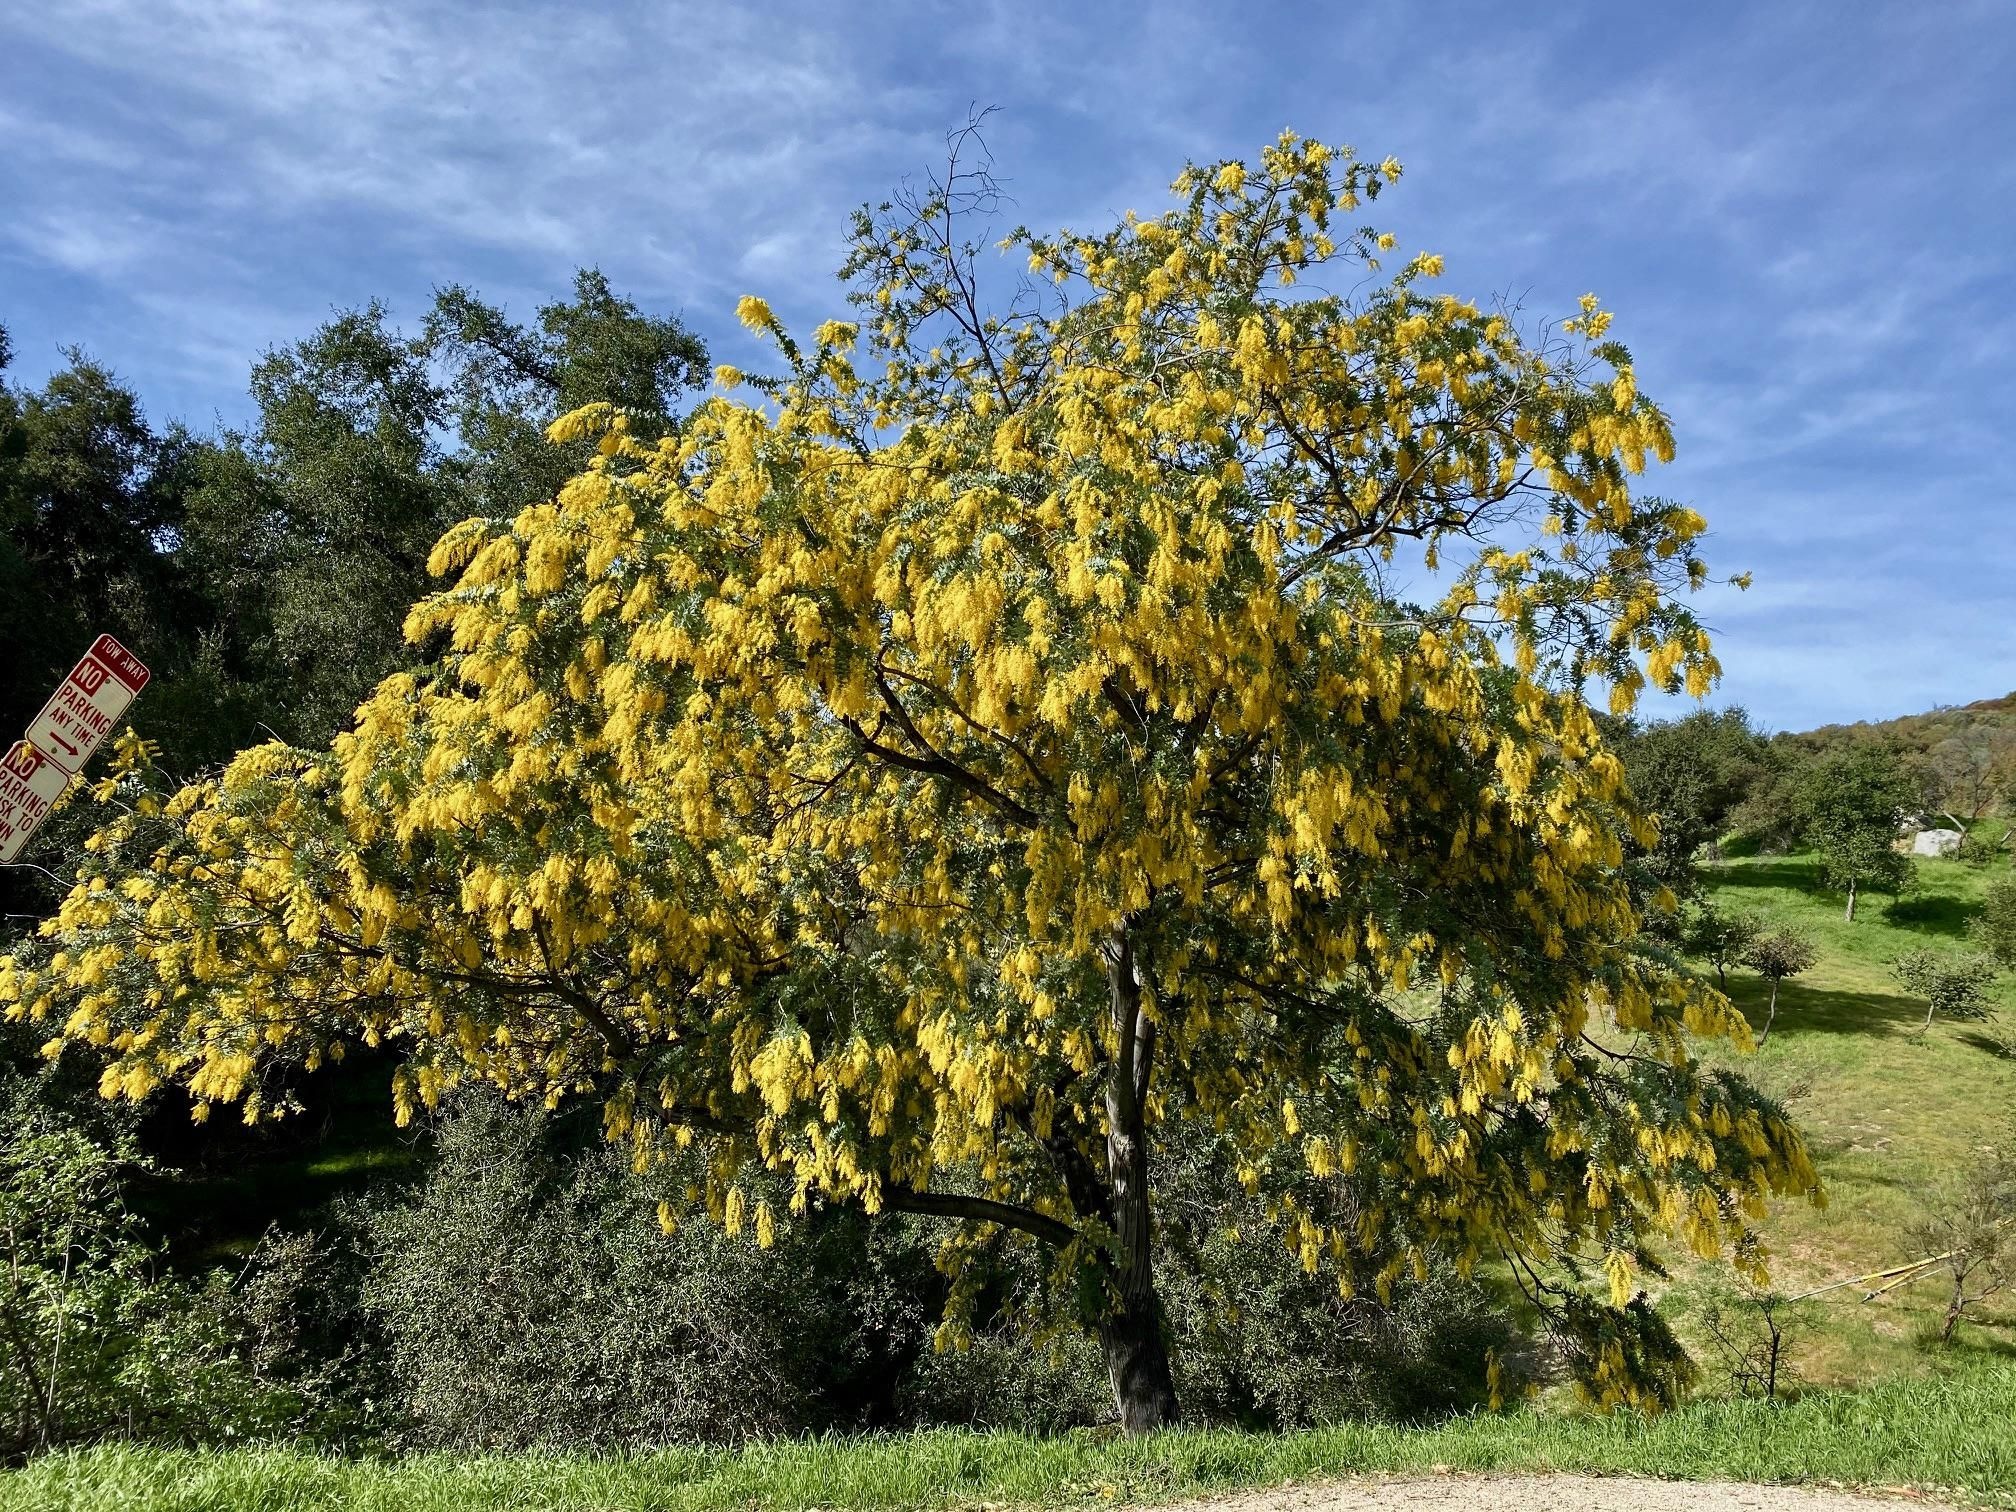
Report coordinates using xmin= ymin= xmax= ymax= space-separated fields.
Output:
xmin=1779 ymin=693 xmax=2016 ymax=756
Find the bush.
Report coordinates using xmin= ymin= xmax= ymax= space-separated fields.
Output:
xmin=1892 ymin=949 xmax=1999 ymax=1034
xmin=1151 ymin=1130 xmax=1518 ymax=1428
xmin=353 ymin=1095 xmax=1524 ymax=1446
xmin=0 ymin=1094 xmax=295 ymax=1458
xmin=1974 ymin=874 xmax=2016 ymax=968
xmin=356 ymin=1094 xmax=941 ymax=1449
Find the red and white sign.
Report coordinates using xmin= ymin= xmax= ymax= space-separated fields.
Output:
xmin=0 ymin=739 xmax=71 ymax=864
xmin=25 ymin=634 xmax=150 ymax=775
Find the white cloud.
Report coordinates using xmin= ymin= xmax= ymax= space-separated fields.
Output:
xmin=3 ymin=0 xmax=2013 ymax=728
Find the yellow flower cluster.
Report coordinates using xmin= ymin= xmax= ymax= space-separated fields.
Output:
xmin=2 ymin=139 xmax=1811 ymax=1402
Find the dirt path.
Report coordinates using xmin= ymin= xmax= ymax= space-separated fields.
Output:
xmin=1162 ymin=1474 xmax=1961 ymax=1510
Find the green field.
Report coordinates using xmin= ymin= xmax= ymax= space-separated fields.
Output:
xmin=1660 ymin=845 xmax=2016 ymax=1385
xmin=9 ymin=1360 xmax=2015 ymax=1511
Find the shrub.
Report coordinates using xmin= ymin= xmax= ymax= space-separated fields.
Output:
xmin=354 ymin=1095 xmax=1523 ymax=1446
xmin=0 ymin=1094 xmax=293 ymax=1458
xmin=1974 ymin=875 xmax=2016 ymax=968
xmin=1683 ymin=903 xmax=1762 ymax=991
xmin=356 ymin=1093 xmax=942 ymax=1449
xmin=1892 ymin=949 xmax=1999 ymax=1035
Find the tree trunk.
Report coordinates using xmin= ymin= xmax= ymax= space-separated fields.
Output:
xmin=1941 ymin=1285 xmax=1963 ymax=1343
xmin=1760 ymin=978 xmax=1780 ymax=1046
xmin=1099 ymin=926 xmax=1179 ymax=1432
xmin=1845 ymin=878 xmax=1857 ymax=923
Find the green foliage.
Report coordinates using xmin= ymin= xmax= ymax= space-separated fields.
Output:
xmin=348 ymin=1095 xmax=1516 ymax=1449
xmin=1974 ymin=874 xmax=2016 ymax=968
xmin=1738 ymin=925 xmax=1816 ymax=1046
xmin=1680 ymin=901 xmax=1760 ymax=990
xmin=1795 ymin=746 xmax=1918 ymax=917
xmin=355 ymin=1094 xmax=936 ymax=1450
xmin=180 ymin=271 xmax=707 ymax=748
xmin=1892 ymin=948 xmax=1999 ymax=1032
xmin=0 ymin=342 xmax=193 ymax=737
xmin=1742 ymin=928 xmax=1816 ymax=987
xmin=0 ymin=1097 xmax=291 ymax=1457
xmin=1608 ymin=708 xmax=1772 ymax=903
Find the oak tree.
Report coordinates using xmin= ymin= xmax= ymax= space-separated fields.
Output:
xmin=1797 ymin=747 xmax=1916 ymax=922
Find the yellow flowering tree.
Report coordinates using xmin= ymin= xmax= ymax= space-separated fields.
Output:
xmin=4 ymin=134 xmax=1816 ymax=1430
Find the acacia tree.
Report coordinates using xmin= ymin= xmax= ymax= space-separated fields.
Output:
xmin=3 ymin=135 xmax=1817 ymax=1429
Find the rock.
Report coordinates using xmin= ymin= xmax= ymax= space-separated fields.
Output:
xmin=1910 ymin=828 xmax=1964 ymax=857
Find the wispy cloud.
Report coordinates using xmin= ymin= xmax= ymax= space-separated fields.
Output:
xmin=2 ymin=0 xmax=2012 ymax=728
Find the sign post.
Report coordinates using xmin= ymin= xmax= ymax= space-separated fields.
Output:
xmin=26 ymin=634 xmax=151 ymax=774
xmin=0 ymin=635 xmax=150 ymax=865
xmin=0 ymin=740 xmax=72 ymax=865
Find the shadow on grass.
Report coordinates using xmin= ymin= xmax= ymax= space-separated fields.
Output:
xmin=1882 ymin=893 xmax=1977 ymax=938
xmin=1914 ymin=1326 xmax=2016 ymax=1361
xmin=1729 ymin=980 xmax=1929 ymax=1043
xmin=1708 ymin=857 xmax=1820 ymax=893
xmin=1957 ymin=1029 xmax=2015 ymax=1060
xmin=1708 ymin=855 xmax=1980 ymax=941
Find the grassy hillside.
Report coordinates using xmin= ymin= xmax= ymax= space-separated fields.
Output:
xmin=1664 ymin=844 xmax=2016 ymax=1385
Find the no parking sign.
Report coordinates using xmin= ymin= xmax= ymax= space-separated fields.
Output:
xmin=0 ymin=634 xmax=150 ymax=865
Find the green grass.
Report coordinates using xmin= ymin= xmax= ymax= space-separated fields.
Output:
xmin=1671 ymin=848 xmax=2016 ymax=1385
xmin=11 ymin=1361 xmax=2016 ymax=1510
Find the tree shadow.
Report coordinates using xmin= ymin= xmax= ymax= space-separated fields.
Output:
xmin=1881 ymin=893 xmax=1977 ymax=938
xmin=1957 ymin=1029 xmax=2015 ymax=1060
xmin=1912 ymin=1324 xmax=2016 ymax=1360
xmin=1709 ymin=857 xmax=1819 ymax=893
xmin=1709 ymin=856 xmax=1981 ymax=940
xmin=1726 ymin=979 xmax=1928 ymax=1043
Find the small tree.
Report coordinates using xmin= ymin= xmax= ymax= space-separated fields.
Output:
xmin=1892 ymin=949 xmax=1998 ymax=1036
xmin=1797 ymin=747 xmax=1918 ymax=922
xmin=1743 ymin=929 xmax=1817 ymax=1046
xmin=1699 ymin=1275 xmax=1810 ymax=1400
xmin=1608 ymin=708 xmax=1771 ymax=906
xmin=1904 ymin=1151 xmax=2014 ymax=1344
xmin=1684 ymin=902 xmax=1761 ymax=991
xmin=1973 ymin=875 xmax=2016 ymax=969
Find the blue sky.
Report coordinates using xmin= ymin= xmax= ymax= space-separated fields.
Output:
xmin=3 ymin=0 xmax=2010 ymax=733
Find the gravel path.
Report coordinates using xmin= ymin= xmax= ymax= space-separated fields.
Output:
xmin=1161 ymin=1474 xmax=1961 ymax=1510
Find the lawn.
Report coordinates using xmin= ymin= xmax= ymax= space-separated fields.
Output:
xmin=9 ymin=1360 xmax=2015 ymax=1511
